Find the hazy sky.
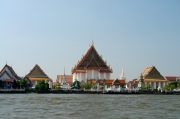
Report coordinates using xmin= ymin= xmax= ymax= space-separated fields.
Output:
xmin=0 ymin=0 xmax=180 ymax=81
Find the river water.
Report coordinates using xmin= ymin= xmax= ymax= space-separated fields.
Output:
xmin=0 ymin=94 xmax=179 ymax=119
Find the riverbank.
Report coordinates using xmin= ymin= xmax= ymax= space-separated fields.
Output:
xmin=0 ymin=89 xmax=180 ymax=95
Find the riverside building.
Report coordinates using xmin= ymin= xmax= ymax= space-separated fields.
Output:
xmin=138 ymin=66 xmax=169 ymax=90
xmin=72 ymin=44 xmax=113 ymax=82
xmin=25 ymin=64 xmax=52 ymax=88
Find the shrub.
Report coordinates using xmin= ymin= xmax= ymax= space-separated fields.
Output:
xmin=81 ymin=82 xmax=94 ymax=90
xmin=35 ymin=80 xmax=49 ymax=93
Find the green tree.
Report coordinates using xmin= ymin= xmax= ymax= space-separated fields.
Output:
xmin=81 ymin=82 xmax=95 ymax=90
xmin=164 ymin=82 xmax=177 ymax=91
xmin=16 ymin=80 xmax=28 ymax=89
xmin=35 ymin=80 xmax=49 ymax=93
xmin=177 ymin=82 xmax=180 ymax=89
xmin=140 ymin=84 xmax=152 ymax=91
xmin=54 ymin=82 xmax=61 ymax=90
xmin=71 ymin=80 xmax=81 ymax=89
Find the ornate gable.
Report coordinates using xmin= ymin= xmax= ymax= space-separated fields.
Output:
xmin=72 ymin=45 xmax=112 ymax=73
xmin=0 ymin=71 xmax=12 ymax=81
xmin=143 ymin=66 xmax=165 ymax=80
xmin=26 ymin=64 xmax=49 ymax=78
xmin=0 ymin=64 xmax=21 ymax=81
xmin=112 ymin=79 xmax=121 ymax=85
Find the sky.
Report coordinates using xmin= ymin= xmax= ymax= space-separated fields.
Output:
xmin=0 ymin=0 xmax=180 ymax=81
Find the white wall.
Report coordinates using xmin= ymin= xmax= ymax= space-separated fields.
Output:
xmin=73 ymin=70 xmax=112 ymax=82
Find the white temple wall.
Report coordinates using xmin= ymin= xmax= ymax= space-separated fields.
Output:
xmin=81 ymin=73 xmax=86 ymax=81
xmin=100 ymin=73 xmax=104 ymax=79
xmin=106 ymin=73 xmax=111 ymax=79
xmin=73 ymin=73 xmax=76 ymax=82
xmin=87 ymin=70 xmax=91 ymax=80
xmin=93 ymin=70 xmax=99 ymax=79
xmin=73 ymin=70 xmax=112 ymax=82
xmin=79 ymin=73 xmax=82 ymax=81
xmin=104 ymin=73 xmax=106 ymax=79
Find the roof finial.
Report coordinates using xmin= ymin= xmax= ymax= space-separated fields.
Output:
xmin=6 ymin=60 xmax=7 ymax=65
xmin=64 ymin=67 xmax=66 ymax=76
xmin=92 ymin=40 xmax=94 ymax=46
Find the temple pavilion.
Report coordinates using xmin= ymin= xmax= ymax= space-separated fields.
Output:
xmin=139 ymin=66 xmax=169 ymax=90
xmin=72 ymin=44 xmax=113 ymax=82
xmin=25 ymin=64 xmax=52 ymax=88
xmin=0 ymin=64 xmax=21 ymax=89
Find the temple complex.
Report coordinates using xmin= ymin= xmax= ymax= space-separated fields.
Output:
xmin=72 ymin=44 xmax=113 ymax=82
xmin=0 ymin=64 xmax=21 ymax=89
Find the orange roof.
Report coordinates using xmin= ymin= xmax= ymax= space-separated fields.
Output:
xmin=28 ymin=77 xmax=49 ymax=81
xmin=143 ymin=66 xmax=154 ymax=76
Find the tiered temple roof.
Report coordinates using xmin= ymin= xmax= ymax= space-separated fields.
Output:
xmin=26 ymin=64 xmax=49 ymax=79
xmin=72 ymin=45 xmax=113 ymax=73
xmin=0 ymin=64 xmax=21 ymax=82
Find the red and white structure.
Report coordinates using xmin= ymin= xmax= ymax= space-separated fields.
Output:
xmin=72 ymin=44 xmax=113 ymax=82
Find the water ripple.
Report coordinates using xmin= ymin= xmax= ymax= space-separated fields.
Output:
xmin=0 ymin=94 xmax=180 ymax=119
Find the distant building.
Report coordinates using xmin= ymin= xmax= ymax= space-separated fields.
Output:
xmin=165 ymin=76 xmax=180 ymax=82
xmin=139 ymin=66 xmax=169 ymax=90
xmin=57 ymin=75 xmax=73 ymax=86
xmin=25 ymin=64 xmax=52 ymax=88
xmin=87 ymin=79 xmax=126 ymax=91
xmin=126 ymin=79 xmax=139 ymax=90
xmin=72 ymin=44 xmax=113 ymax=82
xmin=0 ymin=64 xmax=22 ymax=89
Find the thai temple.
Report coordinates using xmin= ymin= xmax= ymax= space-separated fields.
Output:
xmin=72 ymin=44 xmax=113 ymax=82
xmin=25 ymin=64 xmax=52 ymax=88
xmin=0 ymin=64 xmax=22 ymax=89
xmin=138 ymin=66 xmax=169 ymax=90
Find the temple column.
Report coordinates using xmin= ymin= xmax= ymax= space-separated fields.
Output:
xmin=107 ymin=73 xmax=110 ymax=79
xmin=86 ymin=71 xmax=88 ymax=80
xmin=73 ymin=73 xmax=76 ymax=82
xmin=159 ymin=82 xmax=161 ymax=89
xmin=75 ymin=73 xmax=77 ymax=80
xmin=77 ymin=73 xmax=79 ymax=81
xmin=153 ymin=82 xmax=156 ymax=89
xmin=79 ymin=73 xmax=81 ymax=81
xmin=92 ymin=70 xmax=94 ymax=79
xmin=163 ymin=82 xmax=166 ymax=88
xmin=79 ymin=73 xmax=82 ymax=82
xmin=98 ymin=72 xmax=100 ymax=80
xmin=90 ymin=70 xmax=92 ymax=79
xmin=149 ymin=82 xmax=152 ymax=88
xmin=101 ymin=72 xmax=103 ymax=79
xmin=95 ymin=70 xmax=97 ymax=79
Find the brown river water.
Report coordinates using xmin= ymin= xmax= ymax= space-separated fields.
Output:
xmin=0 ymin=94 xmax=179 ymax=119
